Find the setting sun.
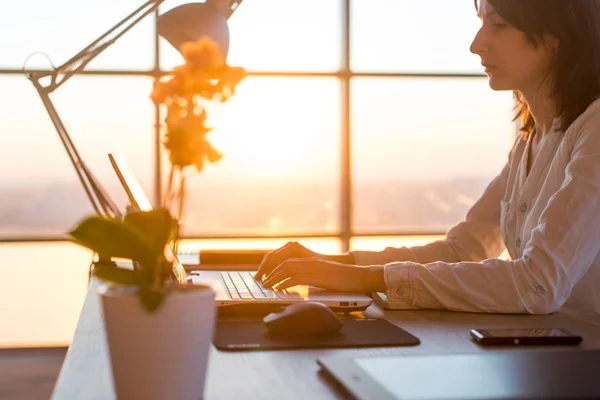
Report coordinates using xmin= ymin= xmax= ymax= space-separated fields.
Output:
xmin=205 ymin=76 xmax=341 ymax=182
xmin=239 ymin=139 xmax=308 ymax=179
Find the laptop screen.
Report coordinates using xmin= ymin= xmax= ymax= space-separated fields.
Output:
xmin=108 ymin=153 xmax=188 ymax=284
xmin=108 ymin=154 xmax=153 ymax=212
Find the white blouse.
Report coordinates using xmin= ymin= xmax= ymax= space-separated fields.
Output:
xmin=352 ymin=98 xmax=600 ymax=318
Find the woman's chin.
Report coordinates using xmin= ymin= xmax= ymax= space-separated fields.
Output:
xmin=488 ymin=78 xmax=512 ymax=91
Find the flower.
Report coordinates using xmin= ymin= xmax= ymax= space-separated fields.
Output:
xmin=181 ymin=37 xmax=225 ymax=69
xmin=151 ymin=36 xmax=246 ymax=242
xmin=151 ymin=37 xmax=246 ymax=171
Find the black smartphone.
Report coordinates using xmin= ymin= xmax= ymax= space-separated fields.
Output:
xmin=470 ymin=328 xmax=582 ymax=346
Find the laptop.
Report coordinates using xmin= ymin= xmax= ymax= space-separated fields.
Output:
xmin=108 ymin=153 xmax=373 ymax=314
xmin=107 ymin=154 xmax=201 ymax=267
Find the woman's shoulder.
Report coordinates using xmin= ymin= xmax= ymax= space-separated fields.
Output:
xmin=565 ymin=97 xmax=600 ymax=148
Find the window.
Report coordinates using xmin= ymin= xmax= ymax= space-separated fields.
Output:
xmin=160 ymin=0 xmax=342 ymax=71
xmin=351 ymin=77 xmax=515 ymax=234
xmin=0 ymin=0 xmax=503 ymax=241
xmin=170 ymin=77 xmax=341 ymax=236
xmin=0 ymin=0 xmax=514 ymax=347
xmin=351 ymin=0 xmax=482 ymax=73
xmin=2 ymin=0 xmax=154 ymax=70
xmin=0 ymin=76 xmax=155 ymax=239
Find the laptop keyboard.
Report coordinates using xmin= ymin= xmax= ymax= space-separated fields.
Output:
xmin=220 ymin=271 xmax=303 ymax=301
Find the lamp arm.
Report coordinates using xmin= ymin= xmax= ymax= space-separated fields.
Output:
xmin=25 ymin=0 xmax=168 ymax=219
xmin=29 ymin=0 xmax=167 ymax=92
xmin=25 ymin=0 xmax=245 ymax=220
xmin=31 ymin=81 xmax=119 ymax=217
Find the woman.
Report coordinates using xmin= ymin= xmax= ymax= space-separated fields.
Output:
xmin=256 ymin=0 xmax=600 ymax=317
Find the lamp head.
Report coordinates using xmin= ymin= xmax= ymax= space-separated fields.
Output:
xmin=158 ymin=1 xmax=238 ymax=59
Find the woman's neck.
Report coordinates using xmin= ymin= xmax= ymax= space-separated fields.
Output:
xmin=520 ymin=83 xmax=557 ymax=137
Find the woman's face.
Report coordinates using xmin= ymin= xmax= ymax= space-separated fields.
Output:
xmin=470 ymin=0 xmax=558 ymax=93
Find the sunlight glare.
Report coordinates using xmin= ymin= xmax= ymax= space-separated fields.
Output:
xmin=205 ymin=77 xmax=340 ymax=182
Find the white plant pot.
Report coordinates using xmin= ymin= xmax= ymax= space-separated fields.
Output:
xmin=100 ymin=284 xmax=216 ymax=400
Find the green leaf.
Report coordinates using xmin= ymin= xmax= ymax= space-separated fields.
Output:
xmin=69 ymin=216 xmax=154 ymax=266
xmin=123 ymin=209 xmax=178 ymax=258
xmin=93 ymin=264 xmax=143 ymax=286
xmin=139 ymin=286 xmax=166 ymax=313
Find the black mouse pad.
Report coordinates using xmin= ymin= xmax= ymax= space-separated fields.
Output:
xmin=213 ymin=318 xmax=420 ymax=351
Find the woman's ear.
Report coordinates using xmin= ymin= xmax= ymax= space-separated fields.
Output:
xmin=544 ymin=34 xmax=560 ymax=54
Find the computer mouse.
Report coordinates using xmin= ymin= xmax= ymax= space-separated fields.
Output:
xmin=263 ymin=301 xmax=344 ymax=337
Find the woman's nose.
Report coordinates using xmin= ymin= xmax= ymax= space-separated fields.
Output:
xmin=470 ymin=28 xmax=486 ymax=56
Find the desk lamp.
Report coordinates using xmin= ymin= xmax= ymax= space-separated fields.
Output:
xmin=24 ymin=0 xmax=243 ymax=218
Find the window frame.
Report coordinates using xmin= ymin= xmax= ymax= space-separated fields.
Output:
xmin=0 ymin=0 xmax=490 ymax=251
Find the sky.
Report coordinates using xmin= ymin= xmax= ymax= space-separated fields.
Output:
xmin=0 ymin=0 xmax=516 ymax=189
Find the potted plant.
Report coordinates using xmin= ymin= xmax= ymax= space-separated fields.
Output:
xmin=69 ymin=208 xmax=216 ymax=400
xmin=68 ymin=36 xmax=245 ymax=400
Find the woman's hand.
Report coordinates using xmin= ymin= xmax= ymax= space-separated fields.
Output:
xmin=261 ymin=258 xmax=386 ymax=293
xmin=254 ymin=241 xmax=320 ymax=281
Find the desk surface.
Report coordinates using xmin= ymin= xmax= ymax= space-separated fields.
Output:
xmin=52 ymin=279 xmax=600 ymax=400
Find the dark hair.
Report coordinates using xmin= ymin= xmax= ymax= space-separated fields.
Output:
xmin=475 ymin=0 xmax=600 ymax=136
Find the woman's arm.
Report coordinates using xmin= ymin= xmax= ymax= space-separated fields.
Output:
xmin=381 ymin=118 xmax=600 ymax=314
xmin=351 ymin=136 xmax=521 ymax=267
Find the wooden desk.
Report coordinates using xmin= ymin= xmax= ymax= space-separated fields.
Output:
xmin=52 ymin=279 xmax=600 ymax=400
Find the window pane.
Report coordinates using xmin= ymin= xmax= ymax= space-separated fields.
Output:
xmin=0 ymin=242 xmax=90 ymax=347
xmin=158 ymin=77 xmax=341 ymax=236
xmin=0 ymin=237 xmax=342 ymax=347
xmin=351 ymin=0 xmax=482 ymax=73
xmin=351 ymin=235 xmax=511 ymax=260
xmin=180 ymin=238 xmax=341 ymax=254
xmin=160 ymin=0 xmax=341 ymax=72
xmin=1 ymin=0 xmax=154 ymax=70
xmin=351 ymin=235 xmax=445 ymax=251
xmin=0 ymin=75 xmax=155 ymax=238
xmin=351 ymin=77 xmax=516 ymax=234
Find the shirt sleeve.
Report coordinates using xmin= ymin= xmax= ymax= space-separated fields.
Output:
xmin=383 ymin=115 xmax=600 ymax=314
xmin=352 ymin=136 xmax=521 ymax=267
